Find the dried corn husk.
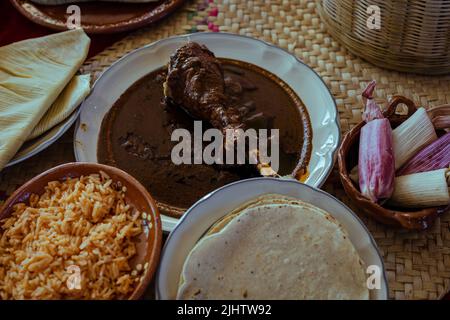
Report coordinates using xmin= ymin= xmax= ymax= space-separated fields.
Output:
xmin=27 ymin=74 xmax=91 ymax=140
xmin=358 ymin=81 xmax=395 ymax=203
xmin=359 ymin=119 xmax=395 ymax=202
xmin=389 ymin=168 xmax=450 ymax=208
xmin=361 ymin=81 xmax=382 ymax=122
xmin=0 ymin=29 xmax=90 ymax=171
xmin=432 ymin=115 xmax=450 ymax=130
xmin=397 ymin=132 xmax=450 ymax=176
xmin=392 ymin=108 xmax=438 ymax=170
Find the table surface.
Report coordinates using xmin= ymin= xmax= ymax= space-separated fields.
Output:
xmin=1 ymin=0 xmax=449 ymax=301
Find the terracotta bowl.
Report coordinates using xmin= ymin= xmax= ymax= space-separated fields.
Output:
xmin=0 ymin=162 xmax=162 ymax=299
xmin=10 ymin=0 xmax=185 ymax=34
xmin=338 ymin=96 xmax=450 ymax=230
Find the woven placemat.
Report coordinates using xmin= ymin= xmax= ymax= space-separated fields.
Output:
xmin=1 ymin=0 xmax=450 ymax=300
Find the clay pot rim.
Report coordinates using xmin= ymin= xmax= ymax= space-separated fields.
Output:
xmin=9 ymin=0 xmax=186 ymax=34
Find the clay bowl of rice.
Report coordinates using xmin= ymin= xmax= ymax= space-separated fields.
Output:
xmin=0 ymin=162 xmax=162 ymax=300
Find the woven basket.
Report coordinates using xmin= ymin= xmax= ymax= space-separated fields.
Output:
xmin=318 ymin=0 xmax=450 ymax=75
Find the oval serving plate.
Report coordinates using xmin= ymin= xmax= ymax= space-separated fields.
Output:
xmin=10 ymin=0 xmax=185 ymax=34
xmin=155 ymin=178 xmax=388 ymax=300
xmin=74 ymin=32 xmax=341 ymax=232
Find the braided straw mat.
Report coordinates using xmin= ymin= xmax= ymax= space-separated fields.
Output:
xmin=1 ymin=0 xmax=450 ymax=300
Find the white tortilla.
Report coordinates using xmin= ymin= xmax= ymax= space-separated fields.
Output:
xmin=177 ymin=195 xmax=369 ymax=300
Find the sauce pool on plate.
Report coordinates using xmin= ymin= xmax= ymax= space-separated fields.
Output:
xmin=98 ymin=59 xmax=312 ymax=217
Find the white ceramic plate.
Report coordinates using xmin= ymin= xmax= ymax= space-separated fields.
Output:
xmin=6 ymin=108 xmax=81 ymax=167
xmin=155 ymin=178 xmax=388 ymax=300
xmin=74 ymin=32 xmax=340 ymax=232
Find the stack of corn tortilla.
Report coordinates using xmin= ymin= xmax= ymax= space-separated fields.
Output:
xmin=177 ymin=194 xmax=369 ymax=300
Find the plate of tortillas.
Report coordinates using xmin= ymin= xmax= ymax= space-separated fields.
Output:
xmin=156 ymin=177 xmax=388 ymax=300
xmin=10 ymin=0 xmax=185 ymax=34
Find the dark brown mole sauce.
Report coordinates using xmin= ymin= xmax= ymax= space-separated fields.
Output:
xmin=98 ymin=59 xmax=311 ymax=212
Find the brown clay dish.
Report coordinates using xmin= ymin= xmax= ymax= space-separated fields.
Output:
xmin=9 ymin=0 xmax=185 ymax=34
xmin=338 ymin=96 xmax=450 ymax=230
xmin=0 ymin=162 xmax=162 ymax=299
